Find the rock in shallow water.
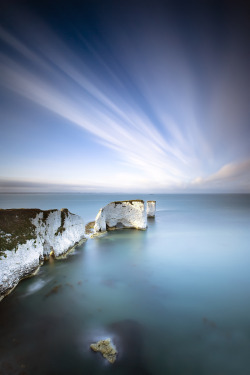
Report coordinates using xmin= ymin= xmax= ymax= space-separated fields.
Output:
xmin=90 ymin=338 xmax=117 ymax=363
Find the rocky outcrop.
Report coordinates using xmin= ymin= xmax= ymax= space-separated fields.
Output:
xmin=0 ymin=208 xmax=85 ymax=299
xmin=0 ymin=200 xmax=156 ymax=299
xmin=94 ymin=200 xmax=147 ymax=232
xmin=90 ymin=338 xmax=117 ymax=363
xmin=147 ymin=201 xmax=156 ymax=217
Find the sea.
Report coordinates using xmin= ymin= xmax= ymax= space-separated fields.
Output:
xmin=0 ymin=193 xmax=250 ymax=375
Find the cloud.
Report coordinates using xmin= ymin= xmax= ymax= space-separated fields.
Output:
xmin=1 ymin=159 xmax=250 ymax=193
xmin=207 ymin=160 xmax=250 ymax=183
xmin=0 ymin=22 xmax=196 ymax=188
xmin=191 ymin=160 xmax=250 ymax=192
xmin=0 ymin=174 xmax=164 ymax=193
xmin=0 ymin=3 xmax=249 ymax=192
xmin=0 ymin=178 xmax=96 ymax=193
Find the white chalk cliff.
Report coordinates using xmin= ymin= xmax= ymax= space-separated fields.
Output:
xmin=147 ymin=201 xmax=156 ymax=217
xmin=94 ymin=200 xmax=147 ymax=232
xmin=0 ymin=209 xmax=85 ymax=299
xmin=0 ymin=200 xmax=156 ymax=300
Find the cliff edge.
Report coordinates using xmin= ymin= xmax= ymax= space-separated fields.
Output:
xmin=0 ymin=208 xmax=85 ymax=300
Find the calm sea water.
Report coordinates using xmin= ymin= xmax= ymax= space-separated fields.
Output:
xmin=0 ymin=193 xmax=250 ymax=375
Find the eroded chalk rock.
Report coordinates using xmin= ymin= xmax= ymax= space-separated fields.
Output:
xmin=94 ymin=200 xmax=147 ymax=232
xmin=147 ymin=201 xmax=156 ymax=218
xmin=0 ymin=208 xmax=85 ymax=300
xmin=90 ymin=338 xmax=117 ymax=363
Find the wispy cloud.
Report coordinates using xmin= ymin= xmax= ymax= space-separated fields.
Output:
xmin=0 ymin=23 xmax=195 ymax=186
xmin=0 ymin=3 xmax=249 ymax=192
xmin=191 ymin=160 xmax=250 ymax=192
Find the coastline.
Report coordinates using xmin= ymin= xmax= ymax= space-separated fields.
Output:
xmin=0 ymin=200 xmax=155 ymax=300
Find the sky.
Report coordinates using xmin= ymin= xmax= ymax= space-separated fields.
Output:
xmin=0 ymin=0 xmax=249 ymax=193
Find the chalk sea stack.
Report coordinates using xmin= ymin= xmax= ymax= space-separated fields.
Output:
xmin=147 ymin=201 xmax=156 ymax=218
xmin=94 ymin=200 xmax=147 ymax=232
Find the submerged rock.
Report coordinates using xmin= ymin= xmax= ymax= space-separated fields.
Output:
xmin=90 ymin=338 xmax=117 ymax=363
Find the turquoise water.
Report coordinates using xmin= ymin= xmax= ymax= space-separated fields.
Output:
xmin=0 ymin=193 xmax=250 ymax=375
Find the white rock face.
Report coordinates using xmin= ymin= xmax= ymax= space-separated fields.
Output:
xmin=0 ymin=209 xmax=85 ymax=299
xmin=94 ymin=200 xmax=147 ymax=232
xmin=0 ymin=239 xmax=43 ymax=299
xmin=147 ymin=201 xmax=156 ymax=217
xmin=32 ymin=209 xmax=85 ymax=257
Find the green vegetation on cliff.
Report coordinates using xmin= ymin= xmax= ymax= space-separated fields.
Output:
xmin=111 ymin=200 xmax=144 ymax=207
xmin=54 ymin=209 xmax=69 ymax=236
xmin=0 ymin=208 xmax=57 ymax=258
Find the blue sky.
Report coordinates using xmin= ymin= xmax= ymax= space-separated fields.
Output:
xmin=0 ymin=0 xmax=249 ymax=193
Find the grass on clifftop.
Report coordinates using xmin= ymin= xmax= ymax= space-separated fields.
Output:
xmin=0 ymin=208 xmax=57 ymax=258
xmin=0 ymin=209 xmax=40 ymax=258
xmin=111 ymin=200 xmax=144 ymax=206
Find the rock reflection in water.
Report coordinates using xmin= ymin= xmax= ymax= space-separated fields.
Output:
xmin=108 ymin=319 xmax=152 ymax=375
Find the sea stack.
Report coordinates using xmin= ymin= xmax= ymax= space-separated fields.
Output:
xmin=0 ymin=208 xmax=85 ymax=300
xmin=147 ymin=201 xmax=156 ymax=218
xmin=94 ymin=200 xmax=147 ymax=232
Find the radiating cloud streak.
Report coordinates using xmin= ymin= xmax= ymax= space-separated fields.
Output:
xmin=0 ymin=1 xmax=249 ymax=192
xmin=0 ymin=23 xmax=191 ymax=185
